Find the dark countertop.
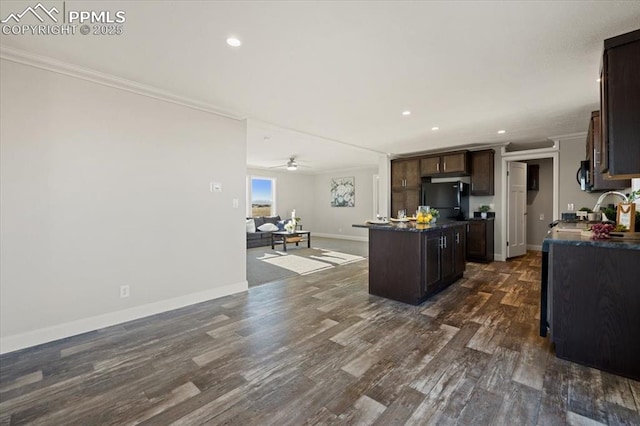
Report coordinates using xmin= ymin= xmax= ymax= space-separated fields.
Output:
xmin=542 ymin=228 xmax=640 ymax=252
xmin=353 ymin=220 xmax=467 ymax=233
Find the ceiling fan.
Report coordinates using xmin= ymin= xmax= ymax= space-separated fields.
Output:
xmin=269 ymin=156 xmax=309 ymax=171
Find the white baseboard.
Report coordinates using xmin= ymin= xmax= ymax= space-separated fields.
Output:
xmin=527 ymin=244 xmax=542 ymax=251
xmin=494 ymin=253 xmax=506 ymax=262
xmin=0 ymin=281 xmax=248 ymax=355
xmin=312 ymin=233 xmax=369 ymax=242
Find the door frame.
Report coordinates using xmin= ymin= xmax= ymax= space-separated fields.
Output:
xmin=500 ymin=144 xmax=559 ymax=259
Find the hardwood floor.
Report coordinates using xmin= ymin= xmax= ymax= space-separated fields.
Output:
xmin=1 ymin=251 xmax=638 ymax=425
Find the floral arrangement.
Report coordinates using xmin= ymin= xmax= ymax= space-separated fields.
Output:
xmin=284 ymin=221 xmax=295 ymax=232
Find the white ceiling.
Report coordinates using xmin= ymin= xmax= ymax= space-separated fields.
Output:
xmin=1 ymin=1 xmax=639 ymax=173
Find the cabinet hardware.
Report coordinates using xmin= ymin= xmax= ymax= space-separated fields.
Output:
xmin=444 ymin=236 xmax=447 ymax=248
xmin=436 ymin=163 xmax=439 ymax=172
xmin=456 ymin=233 xmax=460 ymax=244
xmin=444 ymin=162 xmax=447 ymax=171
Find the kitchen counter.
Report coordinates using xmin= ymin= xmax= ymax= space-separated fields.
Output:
xmin=353 ymin=221 xmax=467 ymax=305
xmin=540 ymin=227 xmax=640 ymax=380
xmin=542 ymin=227 xmax=640 ymax=251
xmin=353 ymin=220 xmax=467 ymax=232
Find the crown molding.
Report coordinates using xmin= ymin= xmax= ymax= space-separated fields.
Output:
xmin=547 ymin=131 xmax=588 ymax=143
xmin=0 ymin=45 xmax=245 ymax=121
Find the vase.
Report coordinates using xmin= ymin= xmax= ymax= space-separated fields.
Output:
xmin=481 ymin=212 xmax=487 ymax=219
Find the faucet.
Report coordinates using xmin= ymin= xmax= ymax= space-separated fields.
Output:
xmin=593 ymin=191 xmax=629 ymax=213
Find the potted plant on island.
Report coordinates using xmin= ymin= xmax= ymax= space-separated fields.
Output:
xmin=430 ymin=208 xmax=440 ymax=223
xmin=479 ymin=205 xmax=491 ymax=219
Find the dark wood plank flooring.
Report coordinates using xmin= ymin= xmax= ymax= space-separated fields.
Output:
xmin=1 ymin=251 xmax=638 ymax=425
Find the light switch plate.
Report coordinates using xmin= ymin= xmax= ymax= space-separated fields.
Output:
xmin=210 ymin=182 xmax=222 ymax=192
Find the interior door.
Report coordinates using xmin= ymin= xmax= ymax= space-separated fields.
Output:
xmin=507 ymin=161 xmax=527 ymax=258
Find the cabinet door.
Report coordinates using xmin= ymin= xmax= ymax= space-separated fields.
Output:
xmin=589 ymin=111 xmax=631 ymax=190
xmin=466 ymin=221 xmax=486 ymax=260
xmin=391 ymin=161 xmax=405 ymax=189
xmin=454 ymin=226 xmax=466 ymax=275
xmin=405 ymin=189 xmax=420 ymax=216
xmin=391 ymin=190 xmax=405 ymax=218
xmin=424 ymin=232 xmax=442 ymax=289
xmin=601 ymin=34 xmax=640 ymax=178
xmin=440 ymin=229 xmax=455 ymax=280
xmin=470 ymin=150 xmax=494 ymax=195
xmin=442 ymin=153 xmax=467 ymax=174
xmin=421 ymin=156 xmax=441 ymax=176
xmin=391 ymin=189 xmax=420 ymax=218
xmin=404 ymin=159 xmax=420 ymax=188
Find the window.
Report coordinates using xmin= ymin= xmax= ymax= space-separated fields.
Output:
xmin=248 ymin=176 xmax=276 ymax=217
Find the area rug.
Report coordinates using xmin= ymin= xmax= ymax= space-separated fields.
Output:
xmin=250 ymin=247 xmax=365 ymax=286
xmin=258 ymin=252 xmax=335 ymax=275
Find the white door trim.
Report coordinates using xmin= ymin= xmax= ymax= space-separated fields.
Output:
xmin=500 ymin=145 xmax=559 ymax=260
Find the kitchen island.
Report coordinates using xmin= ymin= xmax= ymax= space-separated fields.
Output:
xmin=353 ymin=221 xmax=467 ymax=305
xmin=540 ymin=227 xmax=640 ymax=380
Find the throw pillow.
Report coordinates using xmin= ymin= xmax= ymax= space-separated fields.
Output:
xmin=263 ymin=216 xmax=281 ymax=225
xmin=246 ymin=218 xmax=256 ymax=233
xmin=257 ymin=223 xmax=279 ymax=232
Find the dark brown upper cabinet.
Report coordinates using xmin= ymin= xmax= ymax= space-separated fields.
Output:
xmin=470 ymin=149 xmax=495 ymax=196
xmin=586 ymin=111 xmax=630 ymax=191
xmin=420 ymin=151 xmax=469 ymax=176
xmin=391 ymin=159 xmax=420 ymax=190
xmin=600 ymin=29 xmax=640 ymax=178
xmin=391 ymin=159 xmax=420 ymax=216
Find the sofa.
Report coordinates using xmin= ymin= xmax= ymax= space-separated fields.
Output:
xmin=246 ymin=215 xmax=290 ymax=248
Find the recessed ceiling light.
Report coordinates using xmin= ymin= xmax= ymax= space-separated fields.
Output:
xmin=497 ymin=130 xmax=506 ymax=134
xmin=226 ymin=37 xmax=242 ymax=47
xmin=402 ymin=110 xmax=411 ymax=116
xmin=431 ymin=127 xmax=439 ymax=131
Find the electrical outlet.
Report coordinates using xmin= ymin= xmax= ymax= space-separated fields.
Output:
xmin=567 ymin=203 xmax=574 ymax=211
xmin=210 ymin=182 xmax=222 ymax=192
xmin=232 ymin=198 xmax=239 ymax=208
xmin=489 ymin=203 xmax=495 ymax=210
xmin=120 ymin=285 xmax=130 ymax=298
xmin=539 ymin=213 xmax=545 ymax=220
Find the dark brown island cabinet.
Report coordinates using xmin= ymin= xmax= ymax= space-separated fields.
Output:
xmin=600 ymin=29 xmax=640 ymax=179
xmin=353 ymin=222 xmax=467 ymax=305
xmin=540 ymin=230 xmax=640 ymax=380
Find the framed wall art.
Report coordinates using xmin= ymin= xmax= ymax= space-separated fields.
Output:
xmin=330 ymin=177 xmax=355 ymax=207
xmin=617 ymin=202 xmax=636 ymax=232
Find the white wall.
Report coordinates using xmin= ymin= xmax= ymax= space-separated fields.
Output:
xmin=525 ymin=158 xmax=553 ymax=249
xmin=311 ymin=168 xmax=377 ymax=240
xmin=0 ymin=59 xmax=247 ymax=353
xmin=246 ymin=167 xmax=315 ymax=228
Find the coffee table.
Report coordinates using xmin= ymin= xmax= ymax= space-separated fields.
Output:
xmin=271 ymin=230 xmax=311 ymax=252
